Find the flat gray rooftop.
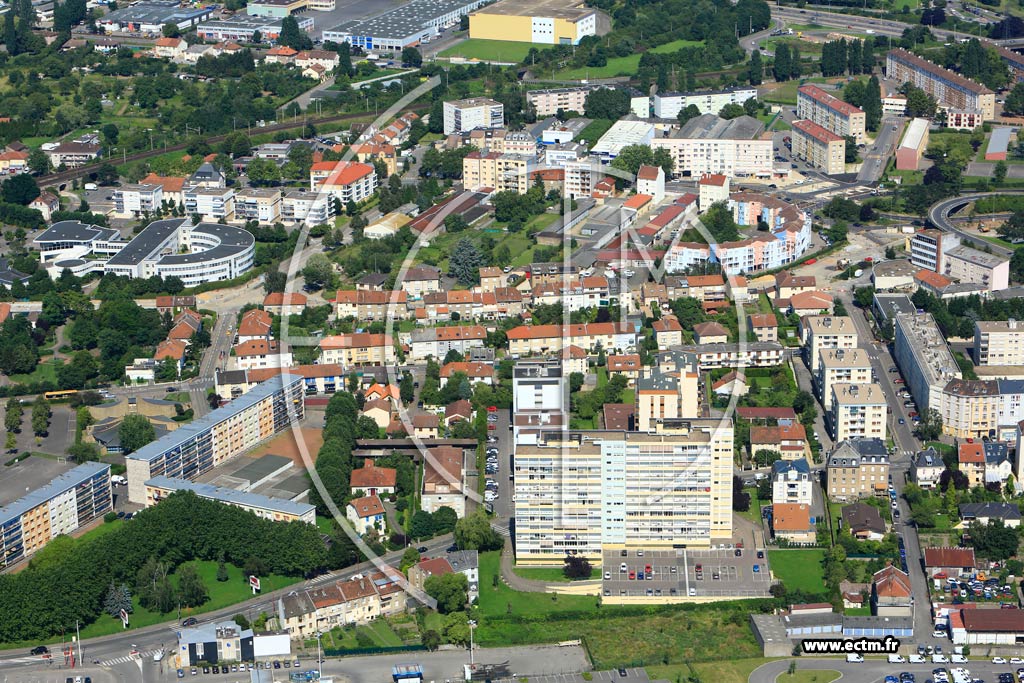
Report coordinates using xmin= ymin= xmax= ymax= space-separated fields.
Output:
xmin=675 ymin=113 xmax=765 ymax=140
xmin=231 ymin=454 xmax=293 ymax=484
xmin=326 ymin=0 xmax=480 ymax=39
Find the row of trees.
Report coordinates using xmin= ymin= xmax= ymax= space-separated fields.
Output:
xmin=820 ymin=38 xmax=875 ymax=78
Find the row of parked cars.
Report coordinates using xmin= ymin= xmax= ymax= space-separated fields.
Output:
xmin=183 ymin=660 xmax=301 ymax=676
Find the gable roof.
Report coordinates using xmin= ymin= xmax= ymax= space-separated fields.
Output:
xmin=348 ymin=494 xmax=385 ymax=518
xmin=841 ymin=502 xmax=886 ymax=536
xmin=923 ymin=547 xmax=976 ymax=568
xmin=873 ymin=565 xmax=912 ymax=598
xmin=350 ymin=460 xmax=397 ymax=490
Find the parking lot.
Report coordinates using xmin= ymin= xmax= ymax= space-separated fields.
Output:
xmin=601 ymin=547 xmax=774 ymax=599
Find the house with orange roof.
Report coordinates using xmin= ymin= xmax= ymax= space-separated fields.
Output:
xmin=263 ymin=292 xmax=307 ymax=316
xmin=167 ymin=309 xmax=202 ymax=342
xmin=422 ymin=446 xmax=465 ymax=517
xmin=318 ymin=333 xmax=395 ymax=368
xmin=350 ymin=458 xmax=396 ymax=497
xmin=507 ymin=322 xmax=637 ymax=356
xmin=693 ymin=321 xmax=728 ymax=344
xmin=0 ymin=149 xmax=29 ymax=175
xmin=771 ymin=503 xmax=815 ymax=544
xmin=915 ymin=269 xmax=954 ymax=296
xmin=237 ymin=309 xmax=272 ymax=343
xmin=264 ymin=45 xmax=297 ymax=64
xmin=698 ymin=173 xmax=729 ymax=209
xmin=788 ymin=290 xmax=835 ymax=317
xmin=231 ymin=339 xmax=292 ymax=371
xmin=334 ymin=289 xmax=411 ymax=321
xmin=748 ymin=313 xmax=779 ymax=343
xmin=636 ymin=165 xmax=665 ymax=202
xmin=958 ymin=442 xmax=986 ymax=487
xmin=309 ymin=161 xmax=376 ymax=205
xmin=295 ymin=49 xmax=339 ymax=71
xmin=872 ymin=565 xmax=913 ymax=617
xmin=440 ymin=361 xmax=494 ymax=388
xmin=622 ymin=193 xmax=653 ymax=220
xmin=364 ymin=383 xmax=401 ymax=404
xmin=153 ymin=339 xmax=188 ymax=377
xmin=140 ymin=173 xmax=186 ymax=204
xmin=350 ymin=143 xmax=397 ymax=177
xmin=652 ymin=315 xmax=683 ymax=350
xmin=409 ymin=326 xmax=487 ymax=361
xmin=559 ymin=345 xmax=588 ymax=375
xmin=346 ymin=494 xmax=386 ymax=536
xmin=606 ymin=354 xmax=642 ymax=382
xmin=407 ymin=557 xmax=454 ymax=592
xmin=444 ymin=399 xmax=473 ymax=426
xmin=153 ymin=36 xmax=185 ymax=60
xmin=360 ymin=399 xmax=392 ymax=430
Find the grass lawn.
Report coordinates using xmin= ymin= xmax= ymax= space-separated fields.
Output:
xmin=513 ymin=565 xmax=597 ymax=582
xmin=777 ymin=671 xmax=841 ymax=683
xmin=891 ymin=0 xmax=921 ymax=9
xmin=165 ymin=392 xmax=191 ymax=404
xmin=596 ymin=366 xmax=609 ymax=388
xmin=76 ymin=560 xmax=302 ymax=641
xmin=438 ymin=39 xmax=534 ymax=63
xmin=844 ymin=607 xmax=872 ymax=616
xmin=476 ymin=551 xmax=598 ymax=618
xmin=556 ymin=54 xmax=642 ymax=80
xmin=649 ymin=658 xmax=771 ymax=683
xmin=767 ymin=549 xmax=825 ymax=592
xmin=9 ymin=358 xmax=62 ymax=385
xmin=649 ymin=39 xmax=704 ymax=53
xmin=762 ymin=77 xmax=829 ymax=106
xmin=579 ymin=119 xmax=614 ymax=148
xmin=315 ymin=516 xmax=333 ymax=535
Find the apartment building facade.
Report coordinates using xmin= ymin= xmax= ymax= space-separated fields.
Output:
xmin=309 ymin=161 xmax=377 ymax=204
xmin=886 ymin=48 xmax=995 ymax=121
xmin=816 ymin=347 xmax=872 ymax=402
xmin=114 ymin=183 xmax=164 ymax=217
xmin=974 ymin=320 xmax=1024 ymax=366
xmin=318 ymin=333 xmax=395 ymax=368
xmin=830 ymin=383 xmax=888 ymax=442
xmin=652 ymin=86 xmax=758 ymax=118
xmin=526 ymin=86 xmax=596 ymax=117
xmin=796 ymin=84 xmax=867 ymax=143
xmin=234 ymin=188 xmax=282 ymax=224
xmin=442 ymin=98 xmax=504 ymax=135
xmin=791 ymin=119 xmax=846 ymax=174
xmin=826 ymin=438 xmax=890 ymax=501
xmin=803 ymin=315 xmax=858 ymax=371
xmin=461 ymin=151 xmax=534 ymax=193
xmin=650 ymin=114 xmax=773 ymax=179
xmin=893 ymin=312 xmax=961 ymax=412
xmin=513 ymin=425 xmax=734 ymax=565
xmin=124 ymin=374 xmax=304 ymax=504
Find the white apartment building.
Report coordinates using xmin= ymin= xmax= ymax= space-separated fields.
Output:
xmin=650 ymin=114 xmax=772 ymax=178
xmin=975 ymin=320 xmax=1024 ymax=366
xmin=442 ymin=98 xmax=504 ymax=135
xmin=796 ymin=84 xmax=867 ymax=143
xmin=282 ymin=190 xmax=334 ymax=225
xmin=114 ymin=183 xmax=163 ymax=217
xmin=526 ymin=86 xmax=596 ymax=117
xmin=234 ymin=187 xmax=282 ymax=224
xmin=184 ymin=187 xmax=235 ymax=222
xmin=817 ymin=347 xmax=872 ymax=402
xmin=886 ymin=48 xmax=995 ymax=121
xmin=513 ymin=425 xmax=734 ymax=565
xmin=652 ymin=87 xmax=758 ymax=119
xmin=512 ymin=360 xmax=567 ymax=446
xmin=830 ymin=383 xmax=888 ymax=442
xmin=893 ymin=312 xmax=961 ymax=412
xmin=803 ymin=315 xmax=858 ymax=371
xmin=309 ymin=161 xmax=377 ymax=205
xmin=772 ymin=458 xmax=813 ymax=507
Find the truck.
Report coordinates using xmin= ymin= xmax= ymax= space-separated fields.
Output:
xmin=846 ymin=654 xmax=864 ymax=663
xmin=84 ymin=183 xmax=98 ymax=190
xmin=391 ymin=664 xmax=423 ymax=683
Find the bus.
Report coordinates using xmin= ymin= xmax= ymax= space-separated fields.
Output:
xmin=42 ymin=390 xmax=78 ymax=401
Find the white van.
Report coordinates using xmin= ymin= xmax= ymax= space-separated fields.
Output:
xmin=153 ymin=651 xmax=164 ymax=662
xmin=888 ymin=654 xmax=906 ymax=663
xmin=846 ymin=654 xmax=864 ymax=663
xmin=111 ymin=475 xmax=127 ymax=486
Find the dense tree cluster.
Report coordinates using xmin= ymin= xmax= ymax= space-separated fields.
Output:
xmin=820 ymin=39 xmax=874 ymax=77
xmin=844 ymin=76 xmax=882 ymax=131
xmin=772 ymin=43 xmax=802 ymax=82
xmin=942 ymin=38 xmax=1009 ymax=90
xmin=0 ymin=492 xmax=328 ymax=641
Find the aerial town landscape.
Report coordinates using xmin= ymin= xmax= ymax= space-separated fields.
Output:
xmin=8 ymin=0 xmax=1024 ymax=680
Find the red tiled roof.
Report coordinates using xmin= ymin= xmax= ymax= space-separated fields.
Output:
xmin=923 ymin=547 xmax=976 ymax=568
xmin=348 ymin=494 xmax=385 ymax=518
xmin=263 ymin=292 xmax=307 ymax=307
xmin=773 ymin=503 xmax=811 ymax=531
xmin=798 ymin=84 xmax=865 ymax=117
xmin=623 ymin=193 xmax=653 ymax=209
xmin=792 ymin=118 xmax=844 ymax=143
xmin=915 ymin=269 xmax=953 ymax=290
xmin=699 ymin=173 xmax=728 ymax=187
xmin=637 ymin=165 xmax=661 ymax=181
xmin=440 ymin=361 xmax=493 ymax=379
xmin=350 ymin=460 xmax=397 ymax=489
xmin=958 ymin=442 xmax=985 ymax=464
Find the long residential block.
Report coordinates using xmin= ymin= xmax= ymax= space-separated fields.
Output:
xmin=791 ymin=119 xmax=846 ymax=174
xmin=796 ymin=85 xmax=866 ymax=143
xmin=886 ymin=48 xmax=995 ymax=121
xmin=125 ymin=374 xmax=304 ymax=504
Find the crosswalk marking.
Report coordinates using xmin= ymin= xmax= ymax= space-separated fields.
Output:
xmin=98 ymin=650 xmax=159 ymax=666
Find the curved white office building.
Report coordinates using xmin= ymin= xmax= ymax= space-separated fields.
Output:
xmin=36 ymin=218 xmax=255 ymax=287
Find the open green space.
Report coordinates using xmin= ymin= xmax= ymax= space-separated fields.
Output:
xmin=476 ymin=551 xmax=597 ymax=618
xmin=762 ymin=77 xmax=830 ymax=105
xmin=513 ymin=565 xmax=597 ymax=582
xmin=649 ymin=39 xmax=705 ymax=53
xmin=9 ymin=358 xmax=62 ymax=385
xmin=579 ymin=119 xmax=614 ymax=148
xmin=650 ymin=658 xmax=772 ymax=683
xmin=556 ymin=54 xmax=642 ymax=80
xmin=77 ymin=560 xmax=302 ymax=641
xmin=767 ymin=549 xmax=825 ymax=591
xmin=439 ymin=39 xmax=535 ymax=63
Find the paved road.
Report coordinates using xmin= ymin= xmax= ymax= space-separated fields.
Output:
xmin=928 ymin=192 xmax=1022 ymax=258
xmin=859 ymin=117 xmax=904 ymax=184
xmin=751 ymin=659 xmax=1024 ymax=683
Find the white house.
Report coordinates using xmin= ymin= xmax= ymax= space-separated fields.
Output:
xmin=346 ymin=494 xmax=386 ymax=536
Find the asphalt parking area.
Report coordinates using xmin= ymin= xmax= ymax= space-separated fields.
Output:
xmin=601 ymin=547 xmax=773 ymax=598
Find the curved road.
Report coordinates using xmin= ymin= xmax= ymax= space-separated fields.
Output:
xmin=927 ymin=191 xmax=1023 ymax=258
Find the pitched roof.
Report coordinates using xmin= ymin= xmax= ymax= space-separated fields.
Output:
xmin=350 ymin=460 xmax=397 ymax=489
xmin=238 ymin=309 xmax=272 ymax=337
xmin=233 ymin=339 xmax=281 ymax=357
xmin=445 ymin=399 xmax=473 ymax=419
xmin=440 ymin=361 xmax=494 ymax=379
xmin=699 ymin=173 xmax=728 ymax=187
xmin=915 ymin=269 xmax=953 ymax=290
xmin=637 ymin=165 xmax=661 ymax=181
xmin=749 ymin=313 xmax=778 ymax=328
xmin=842 ymin=502 xmax=886 ymax=536
xmin=873 ymin=565 xmax=912 ymax=598
xmin=694 ymin=321 xmax=728 ymax=338
xmin=958 ymin=442 xmax=985 ymax=464
xmin=154 ymin=339 xmax=187 ymax=361
xmin=263 ymin=292 xmax=307 ymax=307
xmin=348 ymin=494 xmax=385 ymax=518
xmin=923 ymin=547 xmax=976 ymax=568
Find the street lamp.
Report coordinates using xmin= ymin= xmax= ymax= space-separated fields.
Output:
xmin=467 ymin=619 xmax=477 ymax=666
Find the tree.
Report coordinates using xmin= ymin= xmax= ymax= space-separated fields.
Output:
xmin=278 ymin=15 xmax=312 ymax=50
xmin=994 ymin=161 xmax=1008 ymax=186
xmin=216 ymin=559 xmax=230 ymax=582
xmin=119 ymin=414 xmax=155 ymax=454
xmin=967 ymin=520 xmax=1020 ymax=560
xmin=562 ymin=555 xmax=592 ymax=579
xmin=774 ymin=43 xmax=791 ymax=82
xmin=301 ymin=253 xmax=334 ymax=290
xmin=449 ymin=238 xmax=484 ymax=286
xmin=246 ymin=157 xmax=281 ymax=186
xmin=176 ymin=564 xmax=209 ymax=607
xmin=31 ymin=398 xmax=50 ymax=436
xmin=845 ymin=136 xmax=859 ymax=164
xmin=748 ymin=50 xmax=763 ymax=86
xmin=4 ymin=398 xmax=22 ymax=435
xmin=1005 ymin=82 xmax=1024 ymax=116
xmin=915 ymin=408 xmax=943 ymax=441
xmin=718 ymin=103 xmax=745 ymax=120
xmin=263 ymin=271 xmax=286 ymax=295
xmin=862 ymin=76 xmax=882 ymax=132
xmin=409 ymin=510 xmax=435 ymax=539
xmin=1 ymin=173 xmax=39 ymax=205
xmin=400 ymin=46 xmax=422 ymax=67
xmin=677 ymin=103 xmax=702 ymax=127
xmin=424 ymin=572 xmax=469 ymax=613
xmin=583 ymin=88 xmax=630 ymax=120
xmin=454 ymin=509 xmax=503 ymax=551
xmin=161 ymin=22 xmax=180 ymax=37
xmin=399 ymin=547 xmax=420 ymax=573
xmin=422 ymin=630 xmax=441 ymax=651
xmin=432 ymin=506 xmax=458 ymax=535
xmin=28 ymin=148 xmax=49 ymax=175
xmin=400 ymin=372 xmax=415 ymax=404
xmin=732 ymin=475 xmax=751 ymax=512
xmin=103 ymin=582 xmax=132 ymax=619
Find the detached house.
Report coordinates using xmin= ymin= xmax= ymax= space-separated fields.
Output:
xmin=346 ymin=494 xmax=386 ymax=536
xmin=422 ymin=446 xmax=465 ymax=517
xmin=350 ymin=459 xmax=397 ymax=497
xmin=872 ymin=565 xmax=913 ymax=617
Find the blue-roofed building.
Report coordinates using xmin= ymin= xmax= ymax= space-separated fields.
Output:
xmin=0 ymin=462 xmax=111 ymax=568
xmin=771 ymin=458 xmax=812 ymax=506
xmin=144 ymin=476 xmax=315 ymax=524
xmin=124 ymin=374 xmax=303 ymax=505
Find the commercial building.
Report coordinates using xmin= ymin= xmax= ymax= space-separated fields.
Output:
xmin=652 ymin=87 xmax=758 ymax=119
xmin=526 ymin=86 xmax=598 ymax=117
xmin=886 ymin=48 xmax=995 ymax=121
xmin=246 ymin=0 xmax=310 ymax=18
xmin=513 ymin=425 xmax=734 ymax=565
xmin=36 ymin=218 xmax=255 ymax=288
xmin=830 ymin=383 xmax=888 ymax=442
xmin=895 ymin=118 xmax=929 ymax=171
xmin=790 ymin=119 xmax=846 ymax=174
xmin=909 ymin=229 xmax=953 ymax=273
xmin=803 ymin=315 xmax=858 ymax=371
xmin=796 ymin=84 xmax=866 ymax=143
xmin=177 ymin=620 xmax=291 ymax=666
xmin=442 ymin=98 xmax=504 ymax=136
xmin=323 ymin=0 xmax=489 ymax=51
xmin=0 ymin=462 xmax=112 ymax=568
xmin=196 ymin=13 xmax=313 ymax=42
xmin=975 ymin=320 xmax=1024 ymax=366
xmin=144 ymin=476 xmax=316 ymax=524
xmin=591 ymin=120 xmax=655 ymax=161
xmin=650 ymin=114 xmax=773 ymax=179
xmin=469 ymin=0 xmax=600 ymax=45
xmin=893 ymin=312 xmax=961 ymax=412
xmin=825 ymin=438 xmax=890 ymax=501
xmin=97 ymin=0 xmax=213 ymax=33
xmin=124 ymin=374 xmax=304 ymax=504
xmin=951 ymin=609 xmax=1024 ymax=646
xmin=816 ymin=347 xmax=872 ymax=402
